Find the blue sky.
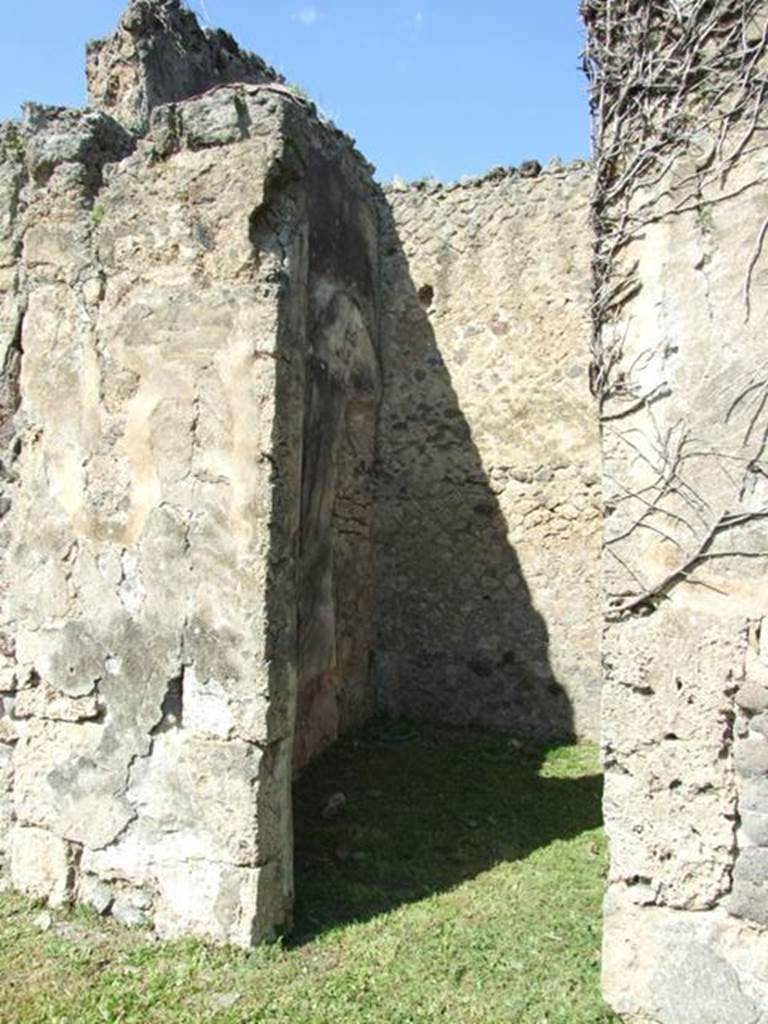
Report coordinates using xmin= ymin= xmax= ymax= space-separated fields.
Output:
xmin=0 ymin=1 xmax=590 ymax=183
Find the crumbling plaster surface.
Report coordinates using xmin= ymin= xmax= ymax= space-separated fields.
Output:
xmin=0 ymin=0 xmax=612 ymax=949
xmin=0 ymin=120 xmax=27 ymax=884
xmin=0 ymin=87 xmax=299 ymax=945
xmin=598 ymin=158 xmax=768 ymax=1016
xmin=375 ymin=164 xmax=601 ymax=740
xmin=293 ymin=144 xmax=381 ymax=772
xmin=585 ymin=0 xmax=768 ymax=1017
xmin=0 ymin=2 xmax=382 ymax=942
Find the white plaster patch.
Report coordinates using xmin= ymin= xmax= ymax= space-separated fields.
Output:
xmin=118 ymin=550 xmax=146 ymax=615
xmin=183 ymin=665 xmax=234 ymax=739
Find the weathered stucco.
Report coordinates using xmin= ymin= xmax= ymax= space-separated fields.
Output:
xmin=0 ymin=119 xmax=26 ymax=888
xmin=0 ymin=2 xmax=603 ymax=941
xmin=585 ymin=0 xmax=768 ymax=1018
xmin=0 ymin=1 xmax=382 ymax=945
xmin=2 ymin=90 xmax=299 ymax=944
xmin=9 ymin=0 xmax=765 ymax=995
xmin=375 ymin=165 xmax=601 ymax=740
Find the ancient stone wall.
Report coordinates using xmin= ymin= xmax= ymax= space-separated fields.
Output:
xmin=0 ymin=0 xmax=606 ymax=948
xmin=0 ymin=1 xmax=381 ymax=946
xmin=584 ymin=1 xmax=768 ymax=1018
xmin=0 ymin=120 xmax=28 ymax=887
xmin=375 ymin=165 xmax=601 ymax=740
xmin=85 ymin=0 xmax=283 ymax=132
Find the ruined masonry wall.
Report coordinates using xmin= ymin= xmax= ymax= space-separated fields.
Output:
xmin=0 ymin=121 xmax=26 ymax=889
xmin=0 ymin=91 xmax=300 ymax=946
xmin=585 ymin=1 xmax=768 ymax=1019
xmin=85 ymin=0 xmax=283 ymax=132
xmin=376 ymin=165 xmax=601 ymax=740
xmin=0 ymin=0 xmax=603 ymax=947
xmin=0 ymin=70 xmax=381 ymax=946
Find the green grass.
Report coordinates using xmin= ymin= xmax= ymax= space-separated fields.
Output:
xmin=0 ymin=722 xmax=618 ymax=1024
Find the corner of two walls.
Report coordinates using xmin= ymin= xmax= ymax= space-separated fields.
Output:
xmin=0 ymin=29 xmax=602 ymax=948
xmin=296 ymin=160 xmax=604 ymax=763
xmin=0 ymin=80 xmax=390 ymax=943
xmin=0 ymin=85 xmax=371 ymax=947
xmin=292 ymin=133 xmax=382 ymax=773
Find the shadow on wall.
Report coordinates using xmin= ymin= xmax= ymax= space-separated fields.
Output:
xmin=253 ymin=123 xmax=591 ymax=950
xmin=372 ymin=198 xmax=575 ymax=742
xmin=292 ymin=154 xmax=382 ymax=774
xmin=292 ymin=721 xmax=602 ymax=942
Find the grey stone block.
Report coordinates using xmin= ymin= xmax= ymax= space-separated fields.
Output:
xmin=735 ymin=736 xmax=768 ymax=778
xmin=83 ymin=881 xmax=114 ymax=916
xmin=736 ymin=683 xmax=768 ymax=714
xmin=729 ymin=879 xmax=768 ymax=928
xmin=112 ymin=900 xmax=147 ymax=929
xmin=652 ymin=941 xmax=759 ymax=1024
xmin=739 ymin=776 xmax=768 ymax=814
xmin=741 ymin=810 xmax=768 ymax=847
xmin=733 ymin=847 xmax=768 ymax=884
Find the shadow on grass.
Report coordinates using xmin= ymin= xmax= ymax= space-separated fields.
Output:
xmin=291 ymin=721 xmax=602 ymax=944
